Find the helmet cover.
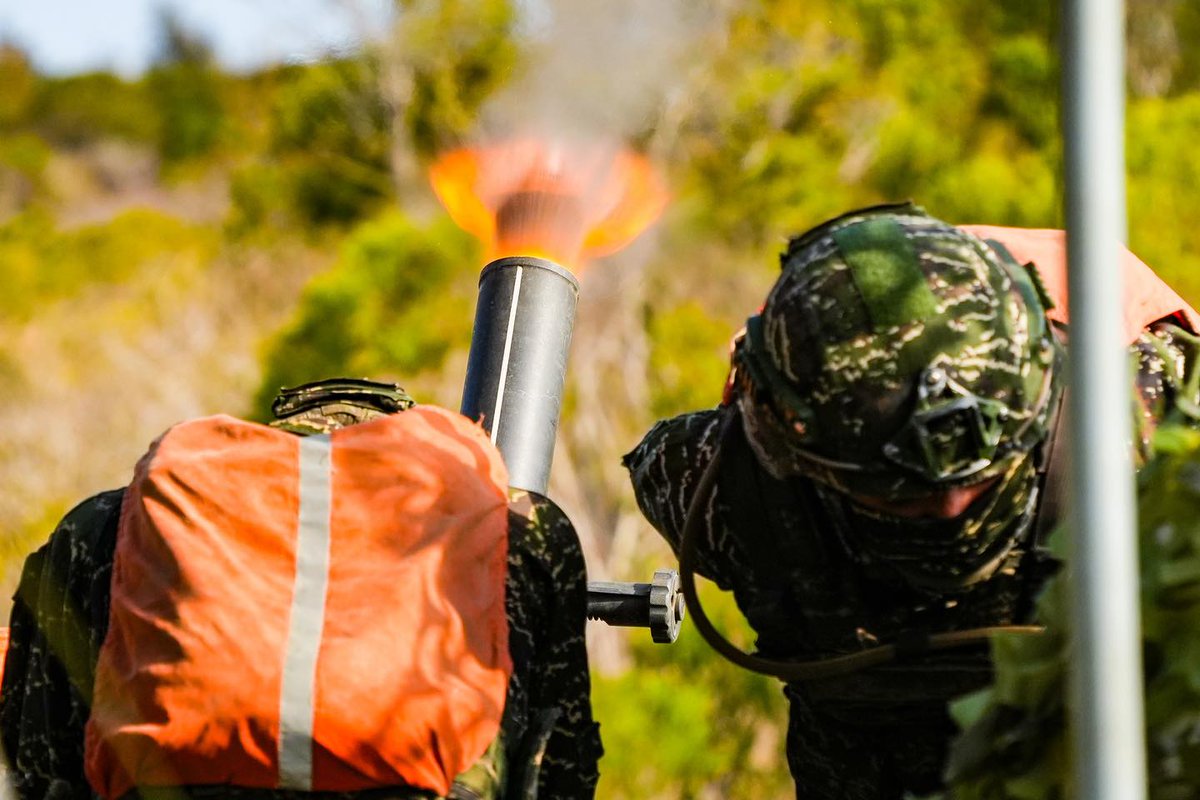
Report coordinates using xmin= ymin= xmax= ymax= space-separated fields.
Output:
xmin=271 ymin=378 xmax=415 ymax=435
xmin=732 ymin=202 xmax=1062 ymax=500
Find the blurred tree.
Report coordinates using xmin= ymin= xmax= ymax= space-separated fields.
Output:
xmin=156 ymin=7 xmax=212 ymax=65
xmin=145 ymin=9 xmax=225 ymax=165
xmin=252 ymin=211 xmax=479 ymax=415
xmin=0 ymin=46 xmax=37 ymax=132
xmin=269 ymin=59 xmax=393 ymax=226
xmin=390 ymin=0 xmax=519 ymax=159
xmin=229 ymin=1 xmax=521 ymax=229
xmin=0 ymin=134 xmax=51 ymax=216
xmin=1128 ymin=0 xmax=1181 ymax=98
xmin=661 ymin=0 xmax=1063 ymax=262
xmin=29 ymin=72 xmax=158 ymax=147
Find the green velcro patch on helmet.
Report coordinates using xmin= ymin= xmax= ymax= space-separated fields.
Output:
xmin=835 ymin=218 xmax=938 ymax=330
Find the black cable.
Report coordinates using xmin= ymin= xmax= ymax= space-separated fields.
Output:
xmin=677 ymin=412 xmax=1044 ymax=682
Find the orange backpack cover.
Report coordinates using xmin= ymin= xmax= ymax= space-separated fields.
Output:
xmin=960 ymin=225 xmax=1200 ymax=341
xmin=84 ymin=407 xmax=512 ymax=798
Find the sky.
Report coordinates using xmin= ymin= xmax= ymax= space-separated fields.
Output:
xmin=0 ymin=0 xmax=394 ymax=76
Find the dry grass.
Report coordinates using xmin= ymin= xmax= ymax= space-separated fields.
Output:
xmin=0 ymin=237 xmax=331 ymax=601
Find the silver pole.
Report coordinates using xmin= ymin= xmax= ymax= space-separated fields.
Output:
xmin=1062 ymin=0 xmax=1148 ymax=797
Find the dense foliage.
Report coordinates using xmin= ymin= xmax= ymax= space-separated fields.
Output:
xmin=937 ymin=425 xmax=1200 ymax=799
xmin=251 ymin=213 xmax=479 ymax=414
xmin=5 ymin=1 xmax=1200 ymax=796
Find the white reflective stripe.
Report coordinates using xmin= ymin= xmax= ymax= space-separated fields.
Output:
xmin=490 ymin=264 xmax=523 ymax=443
xmin=278 ymin=433 xmax=333 ymax=789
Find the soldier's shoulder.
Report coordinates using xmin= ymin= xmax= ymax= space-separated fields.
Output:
xmin=66 ymin=488 xmax=125 ymax=520
xmin=507 ymin=491 xmax=575 ymax=543
xmin=506 ymin=490 xmax=584 ymax=572
xmin=46 ymin=488 xmax=125 ymax=549
xmin=26 ymin=488 xmax=125 ymax=587
xmin=622 ymin=407 xmax=727 ymax=473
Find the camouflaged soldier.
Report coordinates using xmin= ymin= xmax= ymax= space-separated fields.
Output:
xmin=624 ymin=203 xmax=1200 ymax=799
xmin=1 ymin=379 xmax=602 ymax=800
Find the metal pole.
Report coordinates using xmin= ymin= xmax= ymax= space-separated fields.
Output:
xmin=1062 ymin=0 xmax=1148 ymax=796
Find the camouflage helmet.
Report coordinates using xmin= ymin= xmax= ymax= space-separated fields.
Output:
xmin=731 ymin=202 xmax=1063 ymax=500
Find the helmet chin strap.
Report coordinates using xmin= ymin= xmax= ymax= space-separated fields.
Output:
xmin=677 ymin=410 xmax=1044 ymax=682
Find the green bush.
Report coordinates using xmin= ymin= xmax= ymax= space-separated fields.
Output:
xmin=595 ymin=579 xmax=792 ymax=799
xmin=984 ymin=35 xmax=1058 ymax=147
xmin=0 ymin=209 xmax=215 ymax=321
xmin=647 ymin=302 xmax=734 ymax=419
xmin=253 ymin=211 xmax=481 ymax=417
xmin=0 ymin=133 xmax=51 ymax=176
xmin=1128 ymin=95 xmax=1200 ymax=306
xmin=669 ymin=0 xmax=1061 ymax=253
xmin=265 ymin=60 xmax=393 ymax=226
xmin=0 ymin=46 xmax=37 ymax=130
xmin=0 ymin=133 xmax=52 ymax=211
xmin=921 ymin=139 xmax=1059 ymax=228
xmin=226 ymin=162 xmax=291 ymax=237
xmin=30 ymin=72 xmax=158 ymax=147
xmin=146 ymin=61 xmax=225 ymax=165
xmin=398 ymin=0 xmax=519 ymax=158
xmin=940 ymin=425 xmax=1200 ymax=799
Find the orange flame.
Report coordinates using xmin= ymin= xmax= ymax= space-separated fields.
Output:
xmin=429 ymin=138 xmax=668 ymax=271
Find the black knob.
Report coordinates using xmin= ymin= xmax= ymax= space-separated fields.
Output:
xmin=586 ymin=568 xmax=685 ymax=644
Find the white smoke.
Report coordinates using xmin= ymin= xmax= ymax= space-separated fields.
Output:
xmin=480 ymin=0 xmax=717 ymax=143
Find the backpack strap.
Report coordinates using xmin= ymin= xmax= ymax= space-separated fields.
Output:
xmin=1031 ymin=325 xmax=1070 ymax=550
xmin=716 ymin=410 xmax=796 ymax=587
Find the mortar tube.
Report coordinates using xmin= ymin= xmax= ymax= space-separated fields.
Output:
xmin=461 ymin=256 xmax=579 ymax=495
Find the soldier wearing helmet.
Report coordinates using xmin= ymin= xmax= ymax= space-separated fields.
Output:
xmin=624 ymin=202 xmax=1200 ymax=798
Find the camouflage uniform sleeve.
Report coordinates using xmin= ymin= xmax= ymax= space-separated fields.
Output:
xmin=622 ymin=407 xmax=750 ymax=591
xmin=1131 ymin=321 xmax=1200 ymax=455
xmin=1 ymin=488 xmax=123 ymax=800
xmin=503 ymin=493 xmax=602 ymax=799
